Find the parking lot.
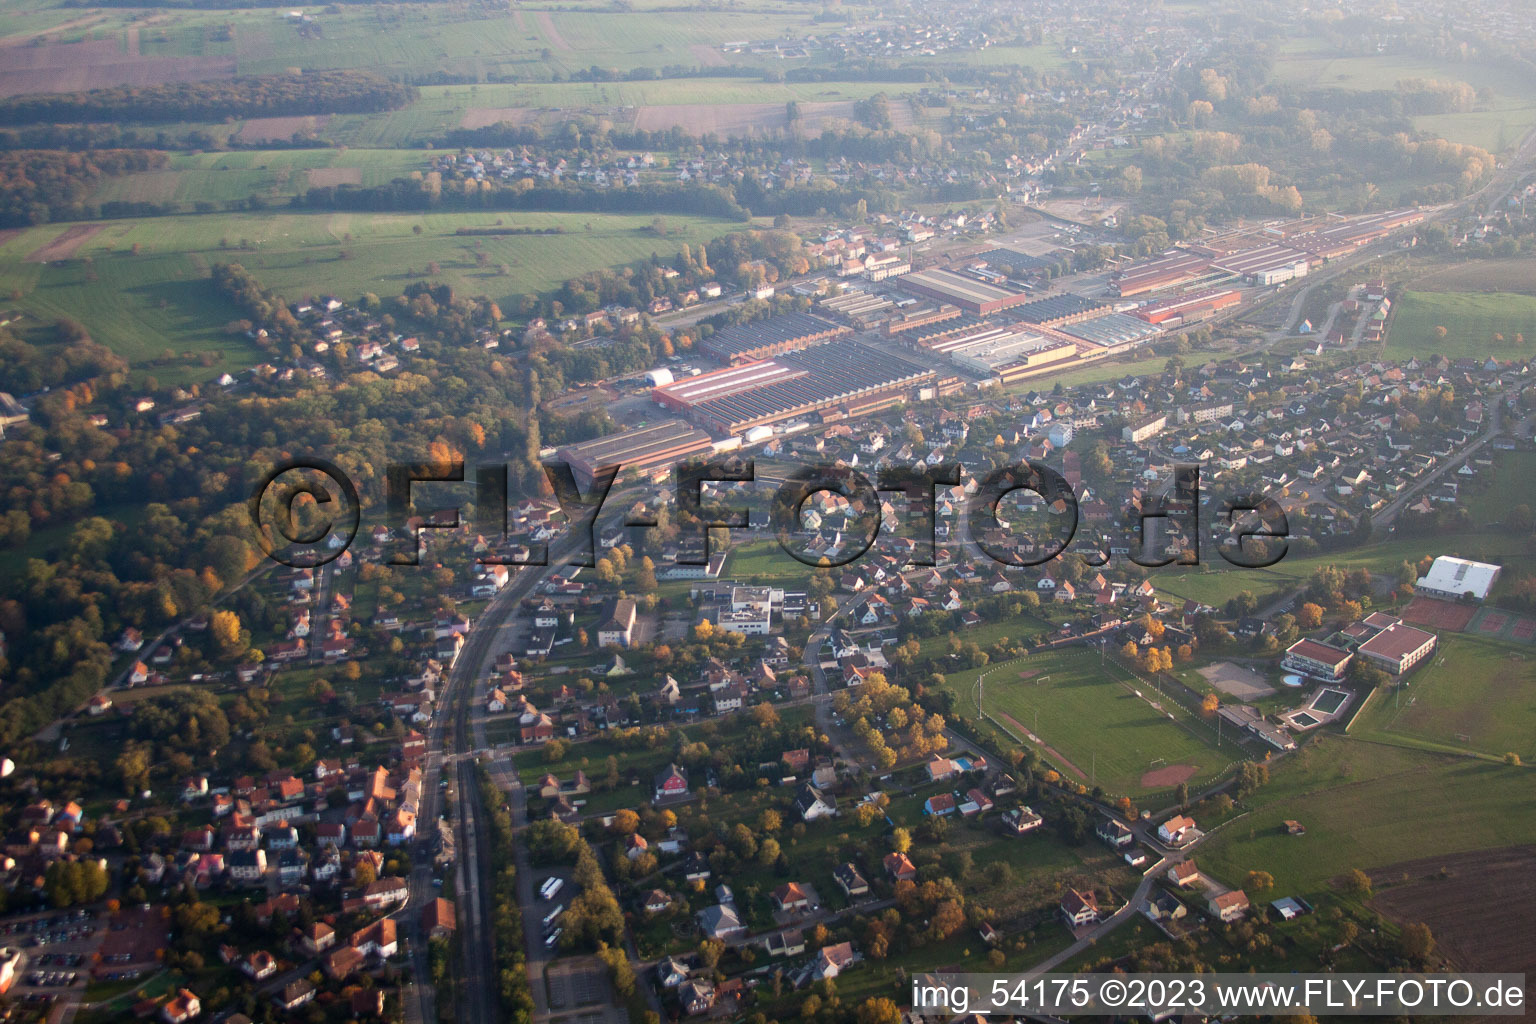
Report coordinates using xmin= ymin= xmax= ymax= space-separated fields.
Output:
xmin=0 ymin=907 xmax=104 ymax=1007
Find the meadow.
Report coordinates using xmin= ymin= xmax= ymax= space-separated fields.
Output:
xmin=0 ymin=209 xmax=755 ymax=379
xmin=1352 ymin=633 xmax=1536 ymax=760
xmin=90 ymin=149 xmax=428 ymax=207
xmin=1196 ymin=735 xmax=1534 ymax=898
xmin=1387 ymin=290 xmax=1536 ymax=361
xmin=945 ymin=648 xmax=1232 ymax=799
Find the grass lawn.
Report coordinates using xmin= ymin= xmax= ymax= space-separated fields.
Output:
xmin=1197 ymin=735 xmax=1535 ymax=899
xmin=0 ymin=249 xmax=263 ymax=386
xmin=1352 ymin=633 xmax=1536 ymax=760
xmin=1456 ymin=449 xmax=1536 ymax=528
xmin=1387 ymin=290 xmax=1536 ymax=362
xmin=945 ymin=648 xmax=1231 ymax=799
xmin=1149 ymin=564 xmax=1299 ymax=611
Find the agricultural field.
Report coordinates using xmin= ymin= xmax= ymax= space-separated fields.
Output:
xmin=1352 ymin=633 xmax=1536 ymax=760
xmin=1197 ymin=736 xmax=1534 ymax=898
xmin=89 ymin=149 xmax=428 ymax=207
xmin=1387 ymin=290 xmax=1536 ymax=361
xmin=946 ymin=648 xmax=1232 ymax=799
xmin=1368 ymin=847 xmax=1536 ymax=975
xmin=1267 ymin=50 xmax=1536 ymax=152
xmin=1408 ymin=257 xmax=1536 ymax=296
xmin=0 ymin=209 xmax=756 ymax=378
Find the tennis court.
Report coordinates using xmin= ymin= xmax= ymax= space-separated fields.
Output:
xmin=1401 ymin=596 xmax=1478 ymax=632
xmin=1468 ymin=606 xmax=1536 ymax=644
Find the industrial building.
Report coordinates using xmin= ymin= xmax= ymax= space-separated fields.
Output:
xmin=1132 ymin=288 xmax=1242 ymax=325
xmin=663 ymin=340 xmax=937 ymax=434
xmin=883 ymin=303 xmax=964 ymax=336
xmin=898 ymin=267 xmax=1036 ymax=315
xmin=818 ymin=290 xmax=897 ymax=329
xmin=1009 ymin=292 xmax=1110 ymax=327
xmin=653 ymin=361 xmax=809 ymax=413
xmin=1109 ymin=251 xmax=1213 ymax=297
xmin=556 ymin=419 xmax=717 ymax=488
xmin=1208 ymin=244 xmax=1310 ymax=285
xmin=1287 ymin=209 xmax=1425 ymax=260
xmin=696 ymin=312 xmax=850 ymax=365
xmin=967 ymin=247 xmax=1055 ymax=277
xmin=1056 ymin=312 xmax=1161 ymax=352
xmin=936 ymin=326 xmax=1075 ymax=376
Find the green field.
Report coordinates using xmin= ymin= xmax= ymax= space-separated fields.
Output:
xmin=1387 ymin=290 xmax=1536 ymax=361
xmin=25 ymin=1 xmax=848 ymax=80
xmin=90 ymin=149 xmax=428 ymax=207
xmin=1198 ymin=736 xmax=1533 ymax=897
xmin=0 ymin=209 xmax=754 ymax=377
xmin=1353 ymin=634 xmax=1536 ymax=760
xmin=949 ymin=648 xmax=1232 ymax=799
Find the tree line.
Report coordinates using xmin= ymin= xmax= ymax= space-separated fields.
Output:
xmin=0 ymin=71 xmax=416 ymax=126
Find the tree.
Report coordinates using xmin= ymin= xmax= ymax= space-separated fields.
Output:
xmin=210 ymin=609 xmax=246 ymax=659
xmin=1244 ymin=870 xmax=1275 ymax=894
xmin=856 ymin=998 xmax=902 ymax=1024
xmin=1342 ymin=868 xmax=1372 ymax=899
xmin=611 ymin=809 xmax=640 ymax=835
xmin=1398 ymin=922 xmax=1436 ymax=964
xmin=1297 ymin=602 xmax=1324 ymax=629
xmin=1236 ymin=761 xmax=1270 ymax=797
xmin=892 ymin=827 xmax=912 ymax=854
xmin=1175 ymin=782 xmax=1189 ymax=809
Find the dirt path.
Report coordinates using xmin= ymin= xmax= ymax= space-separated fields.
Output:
xmin=996 ymin=709 xmax=1089 ymax=783
xmin=27 ymin=224 xmax=104 ymax=262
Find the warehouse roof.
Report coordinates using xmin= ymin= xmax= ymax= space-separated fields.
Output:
xmin=1009 ymin=292 xmax=1107 ymax=324
xmin=700 ymin=312 xmax=846 ymax=360
xmin=1057 ymin=312 xmax=1161 ymax=348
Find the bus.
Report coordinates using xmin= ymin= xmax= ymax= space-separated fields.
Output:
xmin=539 ymin=877 xmax=564 ymax=901
xmin=544 ymin=927 xmax=562 ymax=949
xmin=542 ymin=904 xmax=564 ymax=928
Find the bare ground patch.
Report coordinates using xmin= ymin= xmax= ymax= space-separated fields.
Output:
xmin=307 ymin=167 xmax=362 ymax=188
xmin=1368 ymin=846 xmax=1536 ymax=977
xmin=105 ymin=169 xmax=183 ymax=204
xmin=689 ymin=43 xmax=728 ymax=67
xmin=0 ymin=39 xmax=234 ymax=97
xmin=536 ymin=11 xmax=570 ymax=52
xmin=1140 ymin=763 xmax=1198 ymax=788
xmin=1196 ymin=660 xmax=1275 ymax=699
xmin=460 ymin=106 xmax=537 ymax=130
xmin=28 ymin=224 xmax=104 ymax=263
xmin=236 ymin=115 xmax=330 ymax=143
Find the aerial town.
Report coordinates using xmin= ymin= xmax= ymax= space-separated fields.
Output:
xmin=0 ymin=0 xmax=1533 ymax=1022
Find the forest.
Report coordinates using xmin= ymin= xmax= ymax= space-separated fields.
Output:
xmin=0 ymin=71 xmax=417 ymax=126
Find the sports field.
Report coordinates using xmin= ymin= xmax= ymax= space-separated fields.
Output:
xmin=1353 ymin=633 xmax=1536 ymax=759
xmin=1387 ymin=290 xmax=1536 ymax=361
xmin=948 ymin=648 xmax=1231 ymax=799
